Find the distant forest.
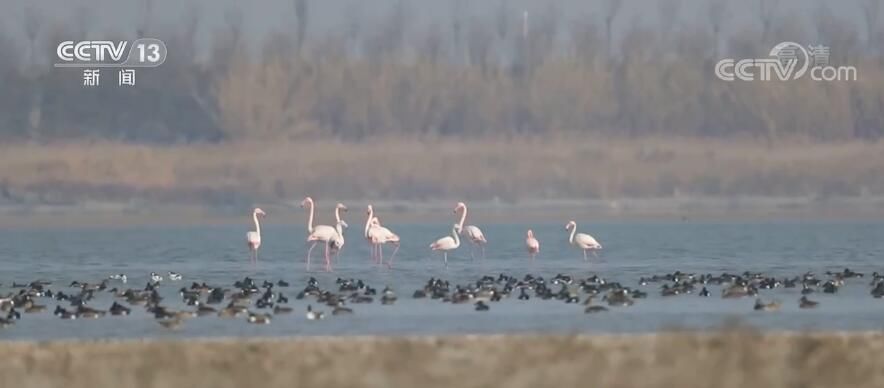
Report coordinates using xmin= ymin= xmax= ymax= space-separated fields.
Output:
xmin=1 ymin=0 xmax=883 ymax=143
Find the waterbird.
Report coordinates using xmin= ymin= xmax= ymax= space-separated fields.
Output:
xmin=474 ymin=301 xmax=490 ymax=311
xmin=150 ymin=272 xmax=163 ymax=282
xmin=799 ymin=296 xmax=819 ymax=309
xmin=301 ymin=197 xmax=346 ymax=271
xmin=273 ymin=305 xmax=293 ymax=315
xmin=246 ymin=208 xmax=266 ymax=262
xmin=366 ymin=205 xmax=402 ymax=266
xmin=455 ymin=202 xmax=487 ymax=259
xmin=332 ymin=301 xmax=353 ymax=315
xmin=108 ymin=274 xmax=128 ymax=283
xmin=565 ymin=221 xmax=602 ymax=260
xmin=306 ymin=305 xmax=324 ymax=320
xmin=525 ymin=229 xmax=540 ymax=260
xmin=168 ymin=272 xmax=182 ymax=281
xmin=754 ymin=298 xmax=781 ymax=312
xmin=368 ymin=217 xmax=401 ymax=267
xmin=430 ymin=224 xmax=462 ymax=266
xmin=157 ymin=317 xmax=183 ymax=330
xmin=381 ymin=287 xmax=397 ymax=305
xmin=248 ymin=313 xmax=271 ymax=324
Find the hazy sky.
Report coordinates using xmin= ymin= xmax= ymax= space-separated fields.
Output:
xmin=0 ymin=0 xmax=874 ymax=61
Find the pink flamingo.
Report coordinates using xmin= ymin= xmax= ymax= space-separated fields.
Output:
xmin=430 ymin=224 xmax=461 ymax=266
xmin=365 ymin=205 xmax=400 ymax=265
xmin=301 ymin=197 xmax=347 ymax=271
xmin=246 ymin=208 xmax=266 ymax=262
xmin=525 ymin=229 xmax=540 ymax=260
xmin=369 ymin=217 xmax=401 ymax=267
xmin=329 ymin=219 xmax=348 ymax=260
xmin=565 ymin=221 xmax=602 ymax=261
xmin=454 ymin=202 xmax=487 ymax=259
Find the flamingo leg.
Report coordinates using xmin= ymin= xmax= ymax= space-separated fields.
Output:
xmin=583 ymin=250 xmax=588 ymax=261
xmin=387 ymin=243 xmax=400 ymax=268
xmin=481 ymin=244 xmax=485 ymax=259
xmin=255 ymin=249 xmax=259 ymax=262
xmin=324 ymin=242 xmax=331 ymax=272
xmin=379 ymin=244 xmax=384 ymax=263
xmin=307 ymin=241 xmax=317 ymax=270
xmin=443 ymin=252 xmax=448 ymax=267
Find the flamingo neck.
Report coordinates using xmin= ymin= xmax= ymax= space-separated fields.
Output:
xmin=568 ymin=225 xmax=577 ymax=245
xmin=335 ymin=206 xmax=342 ymax=224
xmin=452 ymin=226 xmax=461 ymax=247
xmin=305 ymin=201 xmax=315 ymax=234
xmin=457 ymin=206 xmax=467 ymax=230
xmin=365 ymin=207 xmax=374 ymax=238
xmin=253 ymin=212 xmax=261 ymax=237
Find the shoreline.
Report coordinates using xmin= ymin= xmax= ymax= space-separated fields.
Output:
xmin=2 ymin=331 xmax=883 ymax=388
xmin=2 ymin=196 xmax=884 ymax=228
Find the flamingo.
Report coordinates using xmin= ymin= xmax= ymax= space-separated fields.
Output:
xmin=301 ymin=197 xmax=347 ymax=271
xmin=366 ymin=205 xmax=400 ymax=266
xmin=454 ymin=202 xmax=487 ymax=259
xmin=430 ymin=224 xmax=461 ymax=266
xmin=369 ymin=217 xmax=401 ymax=268
xmin=565 ymin=221 xmax=602 ymax=261
xmin=246 ymin=208 xmax=266 ymax=262
xmin=525 ymin=229 xmax=540 ymax=260
xmin=329 ymin=219 xmax=349 ymax=259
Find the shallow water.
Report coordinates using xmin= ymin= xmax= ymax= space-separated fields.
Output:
xmin=1 ymin=220 xmax=883 ymax=340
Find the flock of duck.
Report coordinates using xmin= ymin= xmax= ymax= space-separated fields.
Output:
xmin=250 ymin=198 xmax=603 ymax=271
xmin=0 ymin=267 xmax=882 ymax=330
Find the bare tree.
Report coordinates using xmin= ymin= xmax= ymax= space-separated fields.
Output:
xmin=603 ymin=0 xmax=623 ymax=61
xmin=496 ymin=0 xmax=509 ymax=41
xmin=137 ymin=0 xmax=153 ymax=38
xmin=294 ymin=0 xmax=309 ymax=55
xmin=467 ymin=18 xmax=493 ymax=71
xmin=758 ymin=0 xmax=779 ymax=44
xmin=23 ymin=6 xmax=40 ymax=69
xmin=708 ymin=0 xmax=726 ymax=59
xmin=862 ymin=0 xmax=881 ymax=54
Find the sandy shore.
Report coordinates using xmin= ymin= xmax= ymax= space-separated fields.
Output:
xmin=2 ymin=331 xmax=883 ymax=388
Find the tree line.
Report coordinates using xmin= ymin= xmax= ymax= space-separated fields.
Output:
xmin=1 ymin=0 xmax=882 ymax=144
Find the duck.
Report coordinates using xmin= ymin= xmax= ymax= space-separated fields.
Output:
xmin=247 ymin=313 xmax=271 ymax=324
xmin=150 ymin=272 xmax=163 ymax=283
xmin=273 ymin=305 xmax=293 ymax=315
xmin=277 ymin=280 xmax=290 ymax=287
xmin=168 ymin=272 xmax=183 ymax=281
xmin=474 ymin=301 xmax=490 ymax=311
xmin=381 ymin=287 xmax=397 ymax=305
xmin=332 ymin=301 xmax=353 ymax=315
xmin=54 ymin=306 xmax=77 ymax=320
xmin=753 ymin=298 xmax=781 ymax=312
xmin=157 ymin=317 xmax=183 ymax=330
xmin=0 ymin=317 xmax=14 ymax=328
xmin=195 ymin=304 xmax=217 ymax=317
xmin=277 ymin=293 xmax=289 ymax=304
xmin=699 ymin=287 xmax=710 ymax=297
xmin=799 ymin=296 xmax=819 ymax=309
xmin=306 ymin=305 xmax=324 ymax=320
xmin=76 ymin=305 xmax=107 ymax=319
xmin=108 ymin=274 xmax=128 ymax=283
xmin=109 ymin=302 xmax=131 ymax=316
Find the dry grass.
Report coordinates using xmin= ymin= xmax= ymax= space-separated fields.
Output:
xmin=1 ymin=138 xmax=883 ymax=205
xmin=1 ymin=331 xmax=884 ymax=388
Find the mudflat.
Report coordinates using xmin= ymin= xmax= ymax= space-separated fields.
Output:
xmin=2 ymin=331 xmax=883 ymax=388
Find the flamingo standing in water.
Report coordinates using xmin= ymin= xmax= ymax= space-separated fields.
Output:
xmin=565 ymin=221 xmax=602 ymax=261
xmin=430 ymin=224 xmax=461 ymax=266
xmin=370 ymin=217 xmax=401 ymax=267
xmin=525 ymin=229 xmax=540 ymax=260
xmin=329 ymin=219 xmax=348 ymax=259
xmin=454 ymin=202 xmax=487 ymax=259
xmin=365 ymin=205 xmax=400 ymax=265
xmin=246 ymin=208 xmax=266 ymax=262
xmin=301 ymin=197 xmax=347 ymax=271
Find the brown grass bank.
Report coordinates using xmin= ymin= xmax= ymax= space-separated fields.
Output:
xmin=2 ymin=332 xmax=884 ymax=388
xmin=2 ymin=138 xmax=884 ymax=206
